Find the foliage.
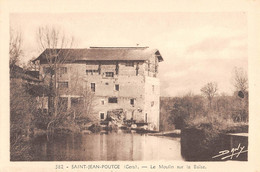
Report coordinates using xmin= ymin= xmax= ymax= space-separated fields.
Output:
xmin=9 ymin=29 xmax=23 ymax=71
xmin=33 ymin=25 xmax=95 ymax=132
xmin=167 ymin=94 xmax=205 ymax=129
xmin=10 ymin=80 xmax=37 ymax=137
xmin=89 ymin=123 xmax=102 ymax=133
xmin=166 ymin=68 xmax=248 ymax=132
xmin=32 ymin=110 xmax=51 ymax=130
xmin=232 ymin=67 xmax=248 ymax=92
xmin=160 ymin=97 xmax=176 ymax=131
xmin=200 ymin=82 xmax=218 ymax=108
xmin=166 ymin=89 xmax=248 ymax=130
xmin=10 ymin=137 xmax=33 ymax=161
xmin=36 ymin=26 xmax=75 ymax=116
xmin=10 ymin=79 xmax=38 ymax=160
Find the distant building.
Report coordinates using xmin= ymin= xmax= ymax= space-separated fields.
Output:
xmin=10 ymin=64 xmax=50 ymax=111
xmin=33 ymin=47 xmax=163 ymax=130
xmin=10 ymin=64 xmax=41 ymax=84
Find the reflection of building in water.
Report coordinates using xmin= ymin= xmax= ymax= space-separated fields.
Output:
xmin=34 ymin=47 xmax=163 ymax=130
xmin=33 ymin=132 xmax=183 ymax=161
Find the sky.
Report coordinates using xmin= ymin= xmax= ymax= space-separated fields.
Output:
xmin=10 ymin=12 xmax=248 ymax=97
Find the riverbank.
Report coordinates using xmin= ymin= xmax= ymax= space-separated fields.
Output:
xmin=181 ymin=123 xmax=248 ymax=161
xmin=148 ymin=130 xmax=181 ymax=137
xmin=31 ymin=120 xmax=160 ymax=137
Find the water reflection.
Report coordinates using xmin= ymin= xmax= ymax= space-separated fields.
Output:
xmin=30 ymin=131 xmax=184 ymax=161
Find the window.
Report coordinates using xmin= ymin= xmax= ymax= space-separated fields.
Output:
xmin=91 ymin=83 xmax=95 ymax=92
xmin=115 ymin=84 xmax=119 ymax=91
xmin=59 ymin=67 xmax=67 ymax=74
xmin=58 ymin=82 xmax=68 ymax=88
xmin=100 ymin=112 xmax=105 ymax=120
xmin=155 ymin=64 xmax=158 ymax=73
xmin=108 ymin=97 xmax=118 ymax=103
xmin=98 ymin=63 xmax=101 ymax=74
xmin=147 ymin=61 xmax=150 ymax=71
xmin=136 ymin=62 xmax=139 ymax=76
xmin=86 ymin=70 xmax=98 ymax=75
xmin=101 ymin=99 xmax=105 ymax=105
xmin=130 ymin=99 xmax=135 ymax=105
xmin=151 ymin=101 xmax=154 ymax=107
xmin=115 ymin=62 xmax=119 ymax=75
xmin=105 ymin=72 xmax=114 ymax=77
xmin=152 ymin=85 xmax=155 ymax=92
xmin=125 ymin=62 xmax=134 ymax=67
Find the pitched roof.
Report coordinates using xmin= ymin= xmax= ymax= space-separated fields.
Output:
xmin=34 ymin=47 xmax=163 ymax=63
xmin=10 ymin=65 xmax=41 ymax=82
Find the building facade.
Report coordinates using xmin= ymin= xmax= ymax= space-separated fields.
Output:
xmin=34 ymin=47 xmax=163 ymax=130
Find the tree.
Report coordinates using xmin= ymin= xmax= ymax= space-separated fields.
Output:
xmin=231 ymin=67 xmax=248 ymax=122
xmin=24 ymin=57 xmax=40 ymax=71
xmin=10 ymin=79 xmax=38 ymax=136
xmin=10 ymin=82 xmax=36 ymax=160
xmin=168 ymin=93 xmax=205 ymax=129
xmin=36 ymin=26 xmax=75 ymax=116
xmin=45 ymin=75 xmax=96 ymax=132
xmin=232 ymin=67 xmax=248 ymax=93
xmin=9 ymin=29 xmax=23 ymax=72
xmin=9 ymin=29 xmax=38 ymax=160
xmin=200 ymin=82 xmax=218 ymax=108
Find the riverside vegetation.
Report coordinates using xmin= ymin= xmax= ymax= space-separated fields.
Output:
xmin=10 ymin=69 xmax=248 ymax=161
xmin=10 ymin=26 xmax=248 ymax=161
xmin=159 ymin=68 xmax=248 ymax=160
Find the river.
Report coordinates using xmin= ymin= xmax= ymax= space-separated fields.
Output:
xmin=28 ymin=130 xmax=184 ymax=161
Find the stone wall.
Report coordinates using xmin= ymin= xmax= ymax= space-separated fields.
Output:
xmin=144 ymin=76 xmax=160 ymax=130
xmin=39 ymin=59 xmax=160 ymax=130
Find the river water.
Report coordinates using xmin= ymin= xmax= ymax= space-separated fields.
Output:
xmin=29 ymin=130 xmax=184 ymax=161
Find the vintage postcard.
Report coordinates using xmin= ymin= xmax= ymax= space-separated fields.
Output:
xmin=0 ymin=0 xmax=260 ymax=171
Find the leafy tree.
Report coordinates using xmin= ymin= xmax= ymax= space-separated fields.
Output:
xmin=169 ymin=94 xmax=205 ymax=129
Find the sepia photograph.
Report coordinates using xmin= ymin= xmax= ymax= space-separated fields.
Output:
xmin=9 ymin=12 xmax=249 ymax=162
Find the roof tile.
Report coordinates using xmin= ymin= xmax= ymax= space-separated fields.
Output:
xmin=34 ymin=47 xmax=163 ymax=62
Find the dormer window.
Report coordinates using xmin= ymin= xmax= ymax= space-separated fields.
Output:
xmin=105 ymin=72 xmax=114 ymax=77
xmin=86 ymin=70 xmax=98 ymax=75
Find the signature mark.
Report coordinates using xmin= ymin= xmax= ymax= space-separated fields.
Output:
xmin=212 ymin=143 xmax=248 ymax=160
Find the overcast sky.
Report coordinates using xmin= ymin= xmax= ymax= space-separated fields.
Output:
xmin=10 ymin=12 xmax=248 ymax=97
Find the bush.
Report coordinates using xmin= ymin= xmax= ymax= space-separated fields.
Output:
xmin=186 ymin=112 xmax=235 ymax=144
xmin=167 ymin=92 xmax=248 ymax=130
xmin=168 ymin=95 xmax=205 ymax=129
xmin=32 ymin=110 xmax=51 ymax=130
xmin=10 ymin=138 xmax=33 ymax=161
xmin=88 ymin=123 xmax=102 ymax=133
